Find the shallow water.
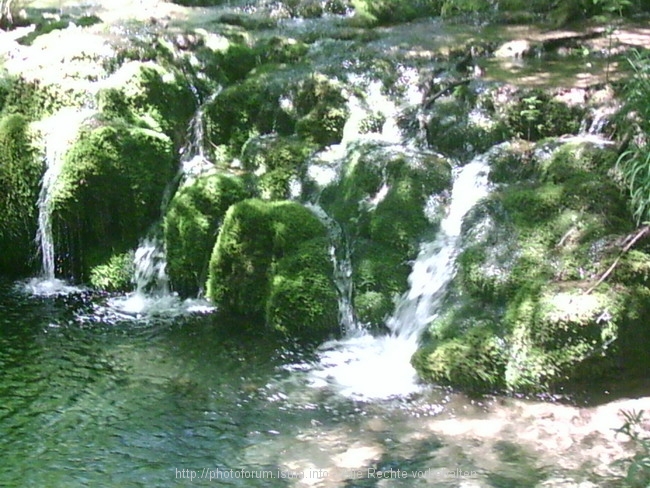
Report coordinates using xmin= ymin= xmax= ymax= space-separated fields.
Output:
xmin=0 ymin=280 xmax=645 ymax=487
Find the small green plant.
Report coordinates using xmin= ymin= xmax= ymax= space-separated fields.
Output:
xmin=616 ymin=50 xmax=650 ymax=225
xmin=612 ymin=409 xmax=650 ymax=487
xmin=519 ymin=95 xmax=543 ymax=140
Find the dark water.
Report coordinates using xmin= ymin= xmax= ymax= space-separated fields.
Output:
xmin=0 ymin=280 xmax=634 ymax=487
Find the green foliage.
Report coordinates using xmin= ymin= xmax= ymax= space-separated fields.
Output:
xmin=88 ymin=251 xmax=134 ymax=292
xmin=616 ymin=50 xmax=650 ymax=225
xmin=612 ymin=409 xmax=650 ymax=487
xmin=164 ymin=174 xmax=250 ymax=297
xmin=52 ymin=122 xmax=174 ymax=280
xmin=351 ymin=0 xmax=442 ymax=25
xmin=0 ymin=113 xmax=40 ymax=276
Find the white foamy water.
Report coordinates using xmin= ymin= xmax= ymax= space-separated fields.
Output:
xmin=105 ymin=237 xmax=214 ymax=319
xmin=308 ymin=154 xmax=492 ymax=400
xmin=26 ymin=108 xmax=94 ymax=296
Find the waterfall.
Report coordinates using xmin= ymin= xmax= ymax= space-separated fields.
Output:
xmin=105 ymin=89 xmax=219 ymax=319
xmin=308 ymin=153 xmax=492 ymax=400
xmin=26 ymin=108 xmax=93 ymax=296
xmin=132 ymin=237 xmax=170 ymax=296
xmin=304 ymin=203 xmax=356 ymax=333
xmin=179 ymin=88 xmax=221 ymax=180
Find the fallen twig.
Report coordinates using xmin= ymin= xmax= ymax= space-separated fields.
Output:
xmin=586 ymin=224 xmax=650 ymax=294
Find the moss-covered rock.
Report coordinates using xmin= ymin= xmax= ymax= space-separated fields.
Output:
xmin=88 ymin=251 xmax=135 ymax=292
xmin=353 ymin=241 xmax=412 ymax=325
xmin=203 ymin=72 xmax=296 ymax=161
xmin=266 ymin=237 xmax=338 ymax=338
xmin=503 ymin=89 xmax=584 ymax=141
xmin=241 ymin=135 xmax=317 ymax=200
xmin=1 ymin=76 xmax=88 ymax=121
xmin=0 ymin=114 xmax=41 ymax=276
xmin=164 ymin=173 xmax=250 ymax=297
xmin=413 ymin=138 xmax=640 ymax=393
xmin=426 ymin=91 xmax=510 ymax=157
xmin=51 ymin=122 xmax=175 ymax=281
xmin=319 ymin=142 xmax=452 ymax=325
xmin=207 ymin=199 xmax=336 ymax=337
xmin=295 ymin=74 xmax=349 ymax=147
xmin=97 ymin=61 xmax=196 ymax=145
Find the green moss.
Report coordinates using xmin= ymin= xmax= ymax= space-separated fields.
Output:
xmin=412 ymin=323 xmax=507 ymax=391
xmin=266 ymin=237 xmax=338 ymax=339
xmin=504 ymin=287 xmax=620 ymax=391
xmin=504 ymin=91 xmax=584 ymax=141
xmin=206 ymin=199 xmax=328 ymax=323
xmin=88 ymin=251 xmax=134 ymax=292
xmin=204 ymin=73 xmax=296 ymax=160
xmin=353 ymin=241 xmax=411 ymax=325
xmin=242 ymin=135 xmax=316 ymax=200
xmin=0 ymin=114 xmax=41 ymax=276
xmin=426 ymin=98 xmax=509 ymax=157
xmin=164 ymin=173 xmax=250 ymax=297
xmin=51 ymin=122 xmax=174 ymax=280
xmin=97 ymin=62 xmax=196 ymax=143
xmin=318 ymin=143 xmax=451 ymax=326
xmin=415 ymin=138 xmax=638 ymax=393
xmin=488 ymin=141 xmax=535 ymax=184
xmin=18 ymin=19 xmax=71 ymax=46
xmin=1 ymin=77 xmax=88 ymax=120
xmin=294 ymin=74 xmax=349 ymax=147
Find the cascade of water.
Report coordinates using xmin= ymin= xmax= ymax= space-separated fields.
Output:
xmin=132 ymin=237 xmax=170 ymax=296
xmin=308 ymin=152 xmax=492 ymax=400
xmin=25 ymin=109 xmax=93 ymax=296
xmin=179 ymin=88 xmax=221 ymax=179
xmin=304 ymin=203 xmax=356 ymax=333
xmin=386 ymin=158 xmax=492 ymax=339
xmin=106 ymin=89 xmax=219 ymax=318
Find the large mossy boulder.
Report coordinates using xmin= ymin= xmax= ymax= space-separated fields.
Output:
xmin=51 ymin=122 xmax=175 ymax=281
xmin=266 ymin=237 xmax=338 ymax=338
xmin=241 ymin=135 xmax=317 ymax=200
xmin=97 ymin=61 xmax=196 ymax=146
xmin=204 ymin=72 xmax=296 ymax=162
xmin=207 ymin=199 xmax=337 ymax=338
xmin=0 ymin=114 xmax=41 ymax=277
xmin=294 ymin=74 xmax=349 ymax=147
xmin=164 ymin=173 xmax=250 ymax=297
xmin=203 ymin=71 xmax=348 ymax=164
xmin=319 ymin=142 xmax=452 ymax=326
xmin=412 ymin=139 xmax=644 ymax=393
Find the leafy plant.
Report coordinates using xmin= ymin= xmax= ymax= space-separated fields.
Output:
xmin=613 ymin=409 xmax=650 ymax=487
xmin=616 ymin=50 xmax=650 ymax=225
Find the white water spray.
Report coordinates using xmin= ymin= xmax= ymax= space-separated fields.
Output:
xmin=309 ymin=153 xmax=492 ymax=400
xmin=25 ymin=108 xmax=93 ymax=296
